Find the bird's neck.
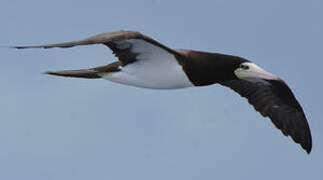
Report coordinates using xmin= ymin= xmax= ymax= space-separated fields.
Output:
xmin=177 ymin=50 xmax=247 ymax=86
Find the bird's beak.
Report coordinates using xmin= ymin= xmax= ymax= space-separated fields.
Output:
xmin=234 ymin=63 xmax=279 ymax=80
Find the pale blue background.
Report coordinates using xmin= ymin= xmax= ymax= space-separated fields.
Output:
xmin=0 ymin=0 xmax=322 ymax=179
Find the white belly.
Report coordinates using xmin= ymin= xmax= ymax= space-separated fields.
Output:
xmin=101 ymin=56 xmax=193 ymax=89
xmin=100 ymin=38 xmax=194 ymax=89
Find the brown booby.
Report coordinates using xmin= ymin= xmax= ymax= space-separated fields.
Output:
xmin=13 ymin=30 xmax=312 ymax=153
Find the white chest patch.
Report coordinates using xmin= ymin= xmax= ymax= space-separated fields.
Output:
xmin=101 ymin=39 xmax=193 ymax=89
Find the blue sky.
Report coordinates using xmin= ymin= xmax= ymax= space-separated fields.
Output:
xmin=0 ymin=0 xmax=322 ymax=179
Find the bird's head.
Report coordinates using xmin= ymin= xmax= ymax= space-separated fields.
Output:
xmin=233 ymin=62 xmax=279 ymax=81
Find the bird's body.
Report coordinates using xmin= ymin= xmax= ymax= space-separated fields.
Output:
xmin=100 ymin=39 xmax=193 ymax=89
xmin=13 ymin=30 xmax=312 ymax=153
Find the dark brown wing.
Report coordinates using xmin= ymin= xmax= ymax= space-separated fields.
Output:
xmin=13 ymin=30 xmax=182 ymax=66
xmin=13 ymin=31 xmax=144 ymax=49
xmin=219 ymin=79 xmax=312 ymax=153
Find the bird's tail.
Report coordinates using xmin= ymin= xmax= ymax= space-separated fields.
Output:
xmin=45 ymin=69 xmax=102 ymax=79
xmin=45 ymin=61 xmax=121 ymax=79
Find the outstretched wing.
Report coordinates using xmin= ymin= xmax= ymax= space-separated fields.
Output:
xmin=220 ymin=79 xmax=312 ymax=153
xmin=13 ymin=30 xmax=183 ymax=66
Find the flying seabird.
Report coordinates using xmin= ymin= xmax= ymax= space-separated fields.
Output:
xmin=12 ymin=30 xmax=312 ymax=153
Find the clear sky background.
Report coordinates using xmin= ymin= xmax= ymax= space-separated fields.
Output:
xmin=0 ymin=0 xmax=322 ymax=179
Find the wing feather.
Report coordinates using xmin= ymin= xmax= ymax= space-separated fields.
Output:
xmin=12 ymin=31 xmax=143 ymax=49
xmin=220 ymin=79 xmax=312 ymax=153
xmin=13 ymin=30 xmax=182 ymax=66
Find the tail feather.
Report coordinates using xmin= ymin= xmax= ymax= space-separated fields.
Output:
xmin=45 ymin=69 xmax=101 ymax=79
xmin=45 ymin=61 xmax=121 ymax=79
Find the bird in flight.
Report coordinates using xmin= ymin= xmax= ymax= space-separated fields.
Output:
xmin=12 ymin=30 xmax=312 ymax=153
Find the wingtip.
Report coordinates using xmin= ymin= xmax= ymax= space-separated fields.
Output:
xmin=4 ymin=44 xmax=54 ymax=49
xmin=306 ymin=149 xmax=311 ymax=154
xmin=297 ymin=133 xmax=312 ymax=154
xmin=0 ymin=45 xmax=37 ymax=49
xmin=304 ymin=142 xmax=312 ymax=154
xmin=12 ymin=46 xmax=27 ymax=49
xmin=12 ymin=45 xmax=47 ymax=49
xmin=0 ymin=45 xmax=19 ymax=49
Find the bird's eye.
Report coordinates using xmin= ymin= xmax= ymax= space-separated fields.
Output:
xmin=240 ymin=64 xmax=250 ymax=70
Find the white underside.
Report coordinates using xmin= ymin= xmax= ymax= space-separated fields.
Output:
xmin=100 ymin=39 xmax=193 ymax=89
